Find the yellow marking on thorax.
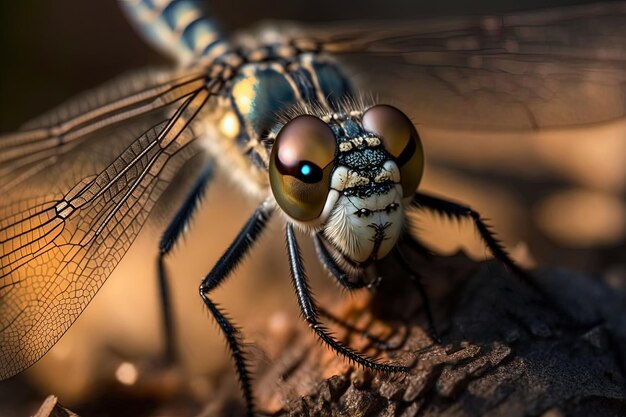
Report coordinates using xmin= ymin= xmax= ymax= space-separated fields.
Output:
xmin=232 ymin=76 xmax=256 ymax=115
xmin=199 ymin=98 xmax=268 ymax=200
xmin=219 ymin=111 xmax=240 ymax=139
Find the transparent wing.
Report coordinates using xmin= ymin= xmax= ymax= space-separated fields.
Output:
xmin=0 ymin=67 xmax=208 ymax=194
xmin=0 ymin=70 xmax=217 ymax=379
xmin=281 ymin=1 xmax=626 ymax=130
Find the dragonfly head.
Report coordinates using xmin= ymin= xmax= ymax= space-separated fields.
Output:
xmin=269 ymin=102 xmax=424 ymax=266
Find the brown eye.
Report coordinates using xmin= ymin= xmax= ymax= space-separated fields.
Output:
xmin=269 ymin=115 xmax=336 ymax=221
xmin=362 ymin=105 xmax=424 ymax=197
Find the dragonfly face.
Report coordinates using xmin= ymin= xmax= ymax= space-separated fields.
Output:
xmin=269 ymin=104 xmax=424 ymax=265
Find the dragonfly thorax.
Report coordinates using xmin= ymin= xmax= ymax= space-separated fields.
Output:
xmin=229 ymin=52 xmax=351 ymax=138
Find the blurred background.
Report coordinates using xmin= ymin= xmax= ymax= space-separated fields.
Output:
xmin=0 ymin=0 xmax=624 ymax=416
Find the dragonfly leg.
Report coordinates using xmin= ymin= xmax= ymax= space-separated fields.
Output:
xmin=158 ymin=163 xmax=214 ymax=363
xmin=317 ymin=307 xmax=410 ymax=351
xmin=199 ymin=204 xmax=273 ymax=417
xmin=410 ymin=191 xmax=578 ymax=323
xmin=286 ymin=223 xmax=408 ymax=373
xmin=313 ymin=233 xmax=408 ymax=350
xmin=393 ymin=247 xmax=441 ymax=343
xmin=411 ymin=191 xmax=528 ymax=278
xmin=313 ymin=233 xmax=371 ymax=290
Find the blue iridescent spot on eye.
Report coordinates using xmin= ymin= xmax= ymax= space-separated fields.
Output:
xmin=300 ymin=164 xmax=312 ymax=176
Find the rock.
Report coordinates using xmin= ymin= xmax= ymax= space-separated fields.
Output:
xmin=248 ymin=252 xmax=626 ymax=417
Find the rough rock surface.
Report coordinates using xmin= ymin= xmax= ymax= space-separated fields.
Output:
xmin=201 ymin=252 xmax=626 ymax=417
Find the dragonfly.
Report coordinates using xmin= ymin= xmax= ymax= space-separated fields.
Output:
xmin=1 ymin=1 xmax=625 ymax=415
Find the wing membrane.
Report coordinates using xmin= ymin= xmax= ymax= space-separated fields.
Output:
xmin=0 ymin=84 xmax=215 ymax=379
xmin=280 ymin=1 xmax=626 ymax=130
xmin=0 ymin=68 xmax=208 ymax=193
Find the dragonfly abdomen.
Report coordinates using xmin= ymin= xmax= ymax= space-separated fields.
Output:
xmin=120 ymin=0 xmax=228 ymax=64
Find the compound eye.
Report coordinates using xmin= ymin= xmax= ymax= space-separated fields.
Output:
xmin=269 ymin=115 xmax=336 ymax=221
xmin=362 ymin=105 xmax=424 ymax=197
